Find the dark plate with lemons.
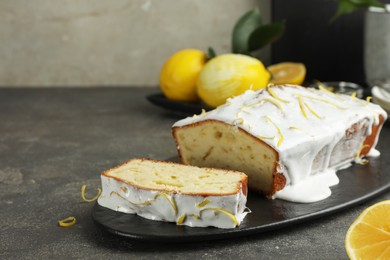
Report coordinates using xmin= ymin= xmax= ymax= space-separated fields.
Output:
xmin=147 ymin=93 xmax=209 ymax=116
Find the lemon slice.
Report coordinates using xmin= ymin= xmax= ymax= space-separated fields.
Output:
xmin=345 ymin=200 xmax=390 ymax=260
xmin=268 ymin=62 xmax=306 ymax=85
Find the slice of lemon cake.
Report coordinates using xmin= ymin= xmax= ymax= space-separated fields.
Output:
xmin=97 ymin=158 xmax=249 ymax=229
xmin=172 ymin=85 xmax=387 ymax=203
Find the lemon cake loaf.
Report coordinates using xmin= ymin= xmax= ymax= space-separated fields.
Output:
xmin=97 ymin=158 xmax=249 ymax=228
xmin=172 ymin=85 xmax=387 ymax=203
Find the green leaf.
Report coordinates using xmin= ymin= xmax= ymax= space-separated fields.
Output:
xmin=331 ymin=0 xmax=386 ymax=22
xmin=349 ymin=0 xmax=385 ymax=8
xmin=331 ymin=0 xmax=358 ymax=22
xmin=207 ymin=47 xmax=217 ymax=60
xmin=232 ymin=8 xmax=262 ymax=54
xmin=247 ymin=21 xmax=285 ymax=52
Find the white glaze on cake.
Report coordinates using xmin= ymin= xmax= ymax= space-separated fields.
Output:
xmin=173 ymin=85 xmax=388 ymax=203
xmin=98 ymin=175 xmax=249 ymax=229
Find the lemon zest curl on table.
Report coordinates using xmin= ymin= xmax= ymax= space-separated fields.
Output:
xmin=81 ymin=184 xmax=101 ymax=202
xmin=58 ymin=216 xmax=76 ymax=227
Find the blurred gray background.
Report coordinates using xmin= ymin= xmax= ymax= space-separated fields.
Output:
xmin=0 ymin=0 xmax=270 ymax=87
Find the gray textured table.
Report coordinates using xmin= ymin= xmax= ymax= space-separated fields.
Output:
xmin=1 ymin=87 xmax=389 ymax=259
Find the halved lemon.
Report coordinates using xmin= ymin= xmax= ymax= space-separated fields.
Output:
xmin=345 ymin=200 xmax=390 ymax=260
xmin=268 ymin=62 xmax=306 ymax=85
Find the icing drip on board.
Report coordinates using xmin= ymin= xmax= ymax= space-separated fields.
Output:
xmin=174 ymin=85 xmax=388 ymax=203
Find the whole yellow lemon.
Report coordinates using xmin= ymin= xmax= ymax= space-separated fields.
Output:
xmin=160 ymin=49 xmax=206 ymax=102
xmin=197 ymin=54 xmax=270 ymax=107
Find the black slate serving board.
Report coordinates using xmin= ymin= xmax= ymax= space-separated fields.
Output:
xmin=92 ymin=124 xmax=390 ymax=242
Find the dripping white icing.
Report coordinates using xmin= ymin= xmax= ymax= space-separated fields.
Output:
xmin=98 ymin=175 xmax=249 ymax=228
xmin=274 ymin=169 xmax=339 ymax=203
xmin=173 ymin=85 xmax=388 ymax=203
xmin=367 ymin=148 xmax=380 ymax=157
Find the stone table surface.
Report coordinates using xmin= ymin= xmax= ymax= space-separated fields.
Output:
xmin=0 ymin=87 xmax=389 ymax=260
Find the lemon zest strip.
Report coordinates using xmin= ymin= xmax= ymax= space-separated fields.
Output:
xmin=316 ymin=81 xmax=335 ymax=95
xmin=356 ymin=144 xmax=370 ymax=163
xmin=355 ymin=144 xmax=370 ymax=165
xmin=267 ymin=86 xmax=290 ymax=103
xmin=264 ymin=116 xmax=284 ymax=147
xmin=318 ymin=83 xmax=332 ymax=93
xmin=81 ymin=185 xmax=101 ymax=202
xmin=260 ymin=98 xmax=284 ymax=111
xmin=351 ymin=92 xmax=357 ymax=99
xmin=177 ymin=213 xmax=186 ymax=224
xmin=366 ymin=96 xmax=372 ymax=103
xmin=244 ymin=98 xmax=284 ymax=111
xmin=316 ymin=81 xmax=344 ymax=100
xmin=191 ymin=214 xmax=200 ymax=220
xmin=297 ymin=96 xmax=308 ymax=119
xmin=357 ymin=159 xmax=369 ymax=166
xmin=199 ymin=208 xmax=238 ymax=226
xmin=304 ymin=102 xmax=322 ymax=119
xmin=143 ymin=200 xmax=152 ymax=206
xmin=110 ymin=191 xmax=153 ymax=206
xmin=155 ymin=193 xmax=178 ymax=216
xmin=258 ymin=135 xmax=275 ymax=140
xmin=298 ymin=95 xmax=348 ymax=110
xmin=289 ymin=126 xmax=301 ymax=130
xmin=233 ymin=118 xmax=245 ymax=125
xmin=58 ymin=216 xmax=76 ymax=227
xmin=196 ymin=199 xmax=211 ymax=208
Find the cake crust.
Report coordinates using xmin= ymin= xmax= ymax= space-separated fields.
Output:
xmin=102 ymin=158 xmax=248 ymax=197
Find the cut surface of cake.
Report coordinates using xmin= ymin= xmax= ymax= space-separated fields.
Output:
xmin=172 ymin=85 xmax=387 ymax=203
xmin=97 ymin=158 xmax=249 ymax=228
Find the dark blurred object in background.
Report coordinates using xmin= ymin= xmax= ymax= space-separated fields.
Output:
xmin=271 ymin=0 xmax=390 ymax=86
